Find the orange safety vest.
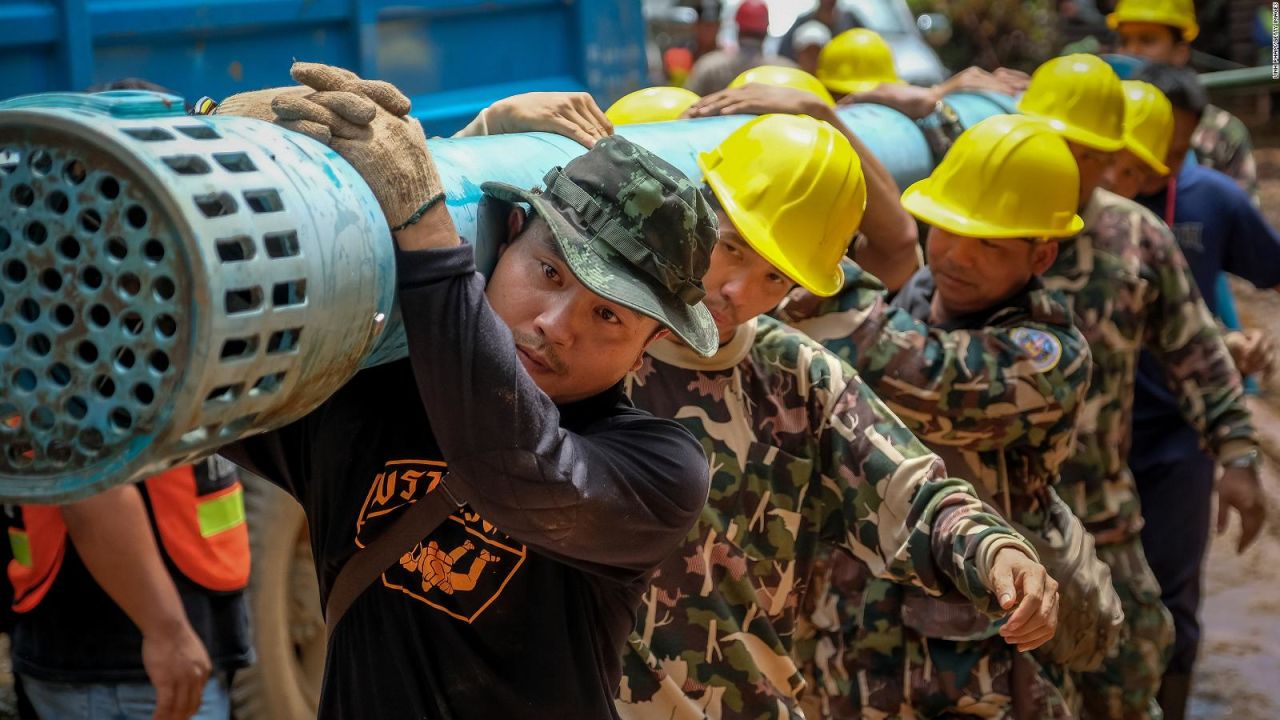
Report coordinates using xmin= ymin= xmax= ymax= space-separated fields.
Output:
xmin=8 ymin=459 xmax=250 ymax=613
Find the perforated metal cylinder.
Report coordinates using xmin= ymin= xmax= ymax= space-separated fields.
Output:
xmin=0 ymin=92 xmax=394 ymax=501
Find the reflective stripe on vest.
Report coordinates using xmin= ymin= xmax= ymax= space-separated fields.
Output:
xmin=9 ymin=461 xmax=251 ymax=613
xmin=145 ymin=461 xmax=250 ymax=593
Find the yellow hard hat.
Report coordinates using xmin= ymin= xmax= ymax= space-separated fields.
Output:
xmin=1017 ymin=54 xmax=1125 ymax=152
xmin=816 ymin=29 xmax=901 ymax=95
xmin=605 ymin=86 xmax=700 ymax=125
xmin=902 ymin=114 xmax=1084 ymax=239
xmin=1108 ymin=0 xmax=1199 ymax=42
xmin=728 ymin=65 xmax=836 ymax=106
xmin=698 ymin=114 xmax=866 ymax=296
xmin=1120 ymin=80 xmax=1173 ymax=175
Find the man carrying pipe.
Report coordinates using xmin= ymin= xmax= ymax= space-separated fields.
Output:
xmin=211 ymin=62 xmax=721 ymax=719
xmin=1018 ymin=54 xmax=1260 ymax=720
xmin=613 ymin=90 xmax=1060 ymax=720
xmin=777 ymin=114 xmax=1120 ymax=719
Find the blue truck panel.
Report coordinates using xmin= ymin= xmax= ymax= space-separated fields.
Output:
xmin=0 ymin=0 xmax=648 ymax=136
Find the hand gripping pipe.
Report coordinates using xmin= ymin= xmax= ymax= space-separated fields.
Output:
xmin=0 ymin=89 xmax=1015 ymax=502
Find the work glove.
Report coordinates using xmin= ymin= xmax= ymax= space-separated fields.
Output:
xmin=212 ymin=86 xmax=311 ymax=123
xmin=273 ymin=62 xmax=444 ymax=230
xmin=213 ymin=83 xmax=380 ymax=147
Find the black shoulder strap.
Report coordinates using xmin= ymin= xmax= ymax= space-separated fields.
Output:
xmin=325 ymin=475 xmax=464 ymax=636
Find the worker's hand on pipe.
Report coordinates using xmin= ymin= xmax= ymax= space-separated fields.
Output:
xmin=992 ymin=67 xmax=1031 ymax=93
xmin=838 ymin=83 xmax=941 ymax=119
xmin=479 ymin=92 xmax=614 ymax=147
xmin=684 ymin=84 xmax=830 ymax=120
xmin=213 ymin=86 xmax=313 ymax=123
xmin=933 ymin=66 xmax=1023 ymax=97
xmin=989 ymin=546 xmax=1059 ymax=652
xmin=274 ymin=62 xmax=443 ymax=231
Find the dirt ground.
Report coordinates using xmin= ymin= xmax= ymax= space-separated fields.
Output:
xmin=1190 ymin=142 xmax=1280 ymax=719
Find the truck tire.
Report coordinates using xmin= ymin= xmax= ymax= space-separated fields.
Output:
xmin=232 ymin=476 xmax=325 ymax=720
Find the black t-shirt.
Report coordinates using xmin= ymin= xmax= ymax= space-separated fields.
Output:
xmin=223 ymin=244 xmax=709 ymax=719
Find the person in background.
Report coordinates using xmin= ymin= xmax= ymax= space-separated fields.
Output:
xmin=8 ymin=459 xmax=253 ymax=720
xmin=792 ymin=20 xmax=833 ymax=76
xmin=1019 ymin=53 xmax=1261 ymax=720
xmin=1107 ymin=0 xmax=1258 ymax=203
xmin=684 ymin=0 xmax=796 ymax=95
xmin=1120 ymin=63 xmax=1277 ymax=720
xmin=777 ymin=0 xmax=859 ymax=61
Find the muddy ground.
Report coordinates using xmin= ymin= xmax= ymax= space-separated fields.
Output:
xmin=1190 ymin=141 xmax=1280 ymax=720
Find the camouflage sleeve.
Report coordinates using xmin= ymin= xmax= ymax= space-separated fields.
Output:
xmin=783 ymin=263 xmax=1091 ymax=452
xmin=814 ymin=363 xmax=1036 ymax=615
xmin=1194 ymin=107 xmax=1259 ymax=204
xmin=1141 ymin=214 xmax=1259 ymax=460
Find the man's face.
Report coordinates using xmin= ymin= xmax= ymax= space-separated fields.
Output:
xmin=1117 ymin=22 xmax=1190 ymax=65
xmin=1103 ymin=148 xmax=1158 ymax=199
xmin=1067 ymin=140 xmax=1116 ymax=208
xmin=927 ymin=227 xmax=1058 ymax=317
xmin=486 ymin=213 xmax=665 ymax=403
xmin=701 ymin=210 xmax=794 ymax=345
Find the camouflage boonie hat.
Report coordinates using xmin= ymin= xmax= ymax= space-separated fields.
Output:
xmin=482 ymin=136 xmax=720 ymax=356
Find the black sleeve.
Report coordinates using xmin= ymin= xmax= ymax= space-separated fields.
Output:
xmin=395 ymin=244 xmax=710 ymax=583
xmin=218 ymin=414 xmax=313 ymax=503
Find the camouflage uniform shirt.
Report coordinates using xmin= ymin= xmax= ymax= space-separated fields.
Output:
xmin=1039 ymin=188 xmax=1257 ymax=542
xmin=777 ymin=265 xmax=1094 ymax=718
xmin=615 ymin=316 xmax=1036 ymax=719
xmin=1192 ymin=104 xmax=1258 ymax=203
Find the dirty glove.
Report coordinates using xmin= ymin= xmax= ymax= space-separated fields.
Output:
xmin=214 ymin=84 xmax=377 ymax=146
xmin=275 ymin=62 xmax=443 ymax=230
xmin=212 ymin=86 xmax=311 ymax=123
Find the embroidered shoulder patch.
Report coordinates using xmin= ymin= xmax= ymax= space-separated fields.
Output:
xmin=1010 ymin=327 xmax=1063 ymax=373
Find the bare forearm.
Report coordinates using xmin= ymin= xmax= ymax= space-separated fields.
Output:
xmin=62 ymin=485 xmax=188 ymax=636
xmin=814 ymin=106 xmax=920 ymax=290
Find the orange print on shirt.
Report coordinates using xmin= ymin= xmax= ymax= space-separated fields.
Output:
xmin=355 ymin=459 xmax=527 ymax=624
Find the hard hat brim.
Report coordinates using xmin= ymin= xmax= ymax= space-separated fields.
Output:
xmin=699 ymin=165 xmax=846 ymax=297
xmin=1018 ymin=108 xmax=1127 ymax=153
xmin=1125 ymin=140 xmax=1171 ymax=176
xmin=1107 ymin=12 xmax=1200 ymax=42
xmin=822 ymin=78 xmax=902 ymax=96
xmin=901 ymin=181 xmax=1085 ymax=240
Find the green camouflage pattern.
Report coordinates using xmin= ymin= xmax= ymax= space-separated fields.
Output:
xmin=1191 ymin=104 xmax=1258 ymax=204
xmin=481 ymin=135 xmax=721 ymax=355
xmin=776 ymin=263 xmax=1095 ymax=717
xmin=615 ymin=315 xmax=1036 ymax=719
xmin=1075 ymin=538 xmax=1173 ymax=720
xmin=1040 ymin=188 xmax=1254 ymax=718
xmin=795 ymin=554 xmax=1074 ymax=720
xmin=777 ymin=262 xmax=1090 ymax=532
xmin=1039 ymin=188 xmax=1255 ymax=541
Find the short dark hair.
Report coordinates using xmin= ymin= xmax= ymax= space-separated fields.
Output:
xmin=1133 ymin=63 xmax=1208 ymax=116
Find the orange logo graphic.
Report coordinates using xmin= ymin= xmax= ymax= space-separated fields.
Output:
xmin=355 ymin=459 xmax=526 ymax=623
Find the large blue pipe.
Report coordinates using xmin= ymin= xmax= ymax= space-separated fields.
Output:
xmin=0 ymin=89 xmax=1017 ymax=499
xmin=366 ymin=90 xmax=1018 ymax=364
